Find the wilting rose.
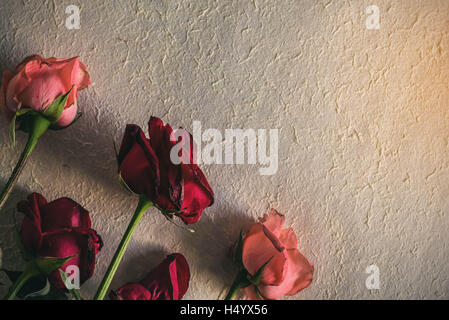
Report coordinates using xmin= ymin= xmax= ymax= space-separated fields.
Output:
xmin=117 ymin=117 xmax=214 ymax=224
xmin=18 ymin=193 xmax=103 ymax=290
xmin=241 ymin=209 xmax=313 ymax=300
xmin=111 ymin=253 xmax=190 ymax=300
xmin=0 ymin=55 xmax=91 ymax=127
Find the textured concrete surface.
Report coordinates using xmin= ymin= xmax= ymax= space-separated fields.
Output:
xmin=1 ymin=0 xmax=449 ymax=299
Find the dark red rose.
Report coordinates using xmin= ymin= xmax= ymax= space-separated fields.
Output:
xmin=111 ymin=253 xmax=190 ymax=300
xmin=18 ymin=193 xmax=103 ymax=290
xmin=117 ymin=117 xmax=214 ymax=224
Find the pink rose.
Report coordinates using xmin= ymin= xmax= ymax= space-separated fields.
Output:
xmin=241 ymin=209 xmax=314 ymax=300
xmin=0 ymin=55 xmax=91 ymax=127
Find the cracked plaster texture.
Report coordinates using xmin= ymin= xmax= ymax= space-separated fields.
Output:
xmin=0 ymin=0 xmax=449 ymax=299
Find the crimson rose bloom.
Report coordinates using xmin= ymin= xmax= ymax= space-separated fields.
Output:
xmin=117 ymin=117 xmax=214 ymax=224
xmin=18 ymin=193 xmax=103 ymax=290
xmin=111 ymin=253 xmax=190 ymax=300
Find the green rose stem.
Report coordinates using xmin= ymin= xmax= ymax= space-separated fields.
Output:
xmin=5 ymin=255 xmax=74 ymax=300
xmin=0 ymin=115 xmax=51 ymax=211
xmin=94 ymin=195 xmax=152 ymax=300
xmin=224 ymin=270 xmax=249 ymax=300
xmin=5 ymin=269 xmax=34 ymax=300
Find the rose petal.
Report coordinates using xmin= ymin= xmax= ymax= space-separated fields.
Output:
xmin=117 ymin=124 xmax=143 ymax=166
xmin=55 ymin=102 xmax=78 ymax=127
xmin=14 ymin=55 xmax=43 ymax=73
xmin=50 ymin=57 xmax=81 ymax=107
xmin=279 ymin=228 xmax=297 ymax=250
xmin=258 ymin=248 xmax=313 ymax=300
xmin=243 ymin=285 xmax=261 ymax=300
xmin=242 ymin=224 xmax=286 ymax=286
xmin=5 ymin=70 xmax=30 ymax=112
xmin=119 ymin=125 xmax=160 ymax=198
xmin=44 ymin=57 xmax=91 ymax=90
xmin=176 ymin=163 xmax=214 ymax=224
xmin=259 ymin=209 xmax=285 ymax=238
xmin=112 ymin=283 xmax=152 ymax=300
xmin=18 ymin=193 xmax=47 ymax=253
xmin=39 ymin=231 xmax=83 ymax=289
xmin=40 ymin=197 xmax=91 ymax=232
xmin=285 ymin=249 xmax=313 ymax=296
xmin=148 ymin=116 xmax=165 ymax=151
xmin=41 ymin=228 xmax=103 ymax=290
xmin=149 ymin=118 xmax=183 ymax=211
xmin=170 ymin=253 xmax=190 ymax=299
xmin=0 ymin=71 xmax=14 ymax=122
xmin=17 ymin=63 xmax=66 ymax=111
xmin=76 ymin=60 xmax=91 ymax=90
xmin=141 ymin=253 xmax=190 ymax=300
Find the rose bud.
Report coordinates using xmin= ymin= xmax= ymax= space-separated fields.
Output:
xmin=95 ymin=119 xmax=209 ymax=300
xmin=110 ymin=253 xmax=190 ymax=300
xmin=18 ymin=193 xmax=103 ymax=290
xmin=0 ymin=55 xmax=91 ymax=214
xmin=117 ymin=117 xmax=214 ymax=224
xmin=228 ymin=209 xmax=313 ymax=300
xmin=0 ymin=55 xmax=91 ymax=127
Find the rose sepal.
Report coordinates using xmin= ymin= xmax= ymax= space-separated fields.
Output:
xmin=232 ymin=230 xmax=245 ymax=267
xmin=246 ymin=257 xmax=273 ymax=286
xmin=0 ymin=269 xmax=68 ymax=300
xmin=4 ymin=255 xmax=75 ymax=300
xmin=9 ymin=88 xmax=72 ymax=146
xmin=224 ymin=257 xmax=272 ymax=300
xmin=42 ymin=87 xmax=72 ymax=122
xmin=0 ymin=89 xmax=78 ymax=212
